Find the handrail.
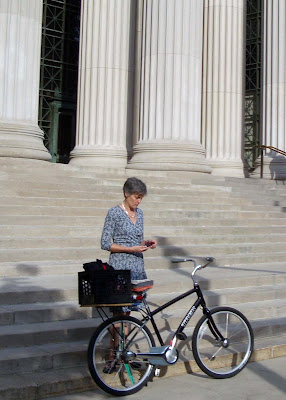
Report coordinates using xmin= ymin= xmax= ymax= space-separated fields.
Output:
xmin=255 ymin=145 xmax=286 ymax=178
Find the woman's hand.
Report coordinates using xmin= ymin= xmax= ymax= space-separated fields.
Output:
xmin=110 ymin=240 xmax=157 ymax=254
xmin=142 ymin=239 xmax=157 ymax=249
xmin=131 ymin=245 xmax=150 ymax=253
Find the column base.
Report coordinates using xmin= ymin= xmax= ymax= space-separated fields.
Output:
xmin=69 ymin=145 xmax=128 ymax=168
xmin=0 ymin=122 xmax=51 ymax=161
xmin=252 ymin=155 xmax=286 ymax=180
xmin=126 ymin=141 xmax=212 ymax=173
xmin=208 ymin=159 xmax=245 ymax=178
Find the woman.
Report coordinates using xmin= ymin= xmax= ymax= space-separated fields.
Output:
xmin=101 ymin=177 xmax=156 ymax=373
xmin=101 ymin=176 xmax=156 ymax=283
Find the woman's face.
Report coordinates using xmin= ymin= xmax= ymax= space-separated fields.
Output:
xmin=125 ymin=193 xmax=144 ymax=209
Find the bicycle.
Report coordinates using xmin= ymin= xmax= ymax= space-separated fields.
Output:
xmin=87 ymin=256 xmax=254 ymax=396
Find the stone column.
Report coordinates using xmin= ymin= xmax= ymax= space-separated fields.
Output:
xmin=70 ymin=0 xmax=137 ymax=168
xmin=201 ymin=0 xmax=245 ymax=177
xmin=126 ymin=0 xmax=211 ymax=173
xmin=253 ymin=0 xmax=286 ymax=179
xmin=0 ymin=0 xmax=50 ymax=161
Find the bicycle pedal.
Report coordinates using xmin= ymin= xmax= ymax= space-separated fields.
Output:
xmin=176 ymin=332 xmax=187 ymax=341
xmin=154 ymin=368 xmax=161 ymax=377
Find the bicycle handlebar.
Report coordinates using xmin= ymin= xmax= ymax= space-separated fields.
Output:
xmin=171 ymin=256 xmax=215 ymax=283
xmin=171 ymin=256 xmax=214 ymax=267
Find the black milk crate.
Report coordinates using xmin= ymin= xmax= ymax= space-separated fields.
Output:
xmin=78 ymin=269 xmax=132 ymax=306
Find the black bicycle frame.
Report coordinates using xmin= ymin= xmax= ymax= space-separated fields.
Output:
xmin=141 ymin=283 xmax=224 ymax=346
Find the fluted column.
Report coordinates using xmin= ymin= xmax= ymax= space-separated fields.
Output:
xmin=0 ymin=0 xmax=50 ymax=160
xmin=202 ymin=0 xmax=245 ymax=177
xmin=70 ymin=0 xmax=137 ymax=168
xmin=253 ymin=0 xmax=286 ymax=179
xmin=127 ymin=0 xmax=211 ymax=173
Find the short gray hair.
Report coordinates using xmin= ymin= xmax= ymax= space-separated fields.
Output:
xmin=123 ymin=177 xmax=147 ymax=197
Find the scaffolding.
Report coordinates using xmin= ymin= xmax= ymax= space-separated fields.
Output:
xmin=244 ymin=0 xmax=263 ymax=170
xmin=38 ymin=0 xmax=81 ymax=163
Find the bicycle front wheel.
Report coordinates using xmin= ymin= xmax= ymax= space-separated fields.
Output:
xmin=192 ymin=307 xmax=254 ymax=378
xmin=88 ymin=315 xmax=155 ymax=396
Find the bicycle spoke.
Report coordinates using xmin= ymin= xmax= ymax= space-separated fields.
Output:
xmin=225 ymin=312 xmax=229 ymax=337
xmin=208 ymin=345 xmax=223 ymax=361
xmin=88 ymin=316 xmax=154 ymax=395
xmin=192 ymin=307 xmax=254 ymax=378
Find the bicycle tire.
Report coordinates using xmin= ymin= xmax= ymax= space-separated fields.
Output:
xmin=88 ymin=315 xmax=155 ymax=396
xmin=192 ymin=306 xmax=254 ymax=378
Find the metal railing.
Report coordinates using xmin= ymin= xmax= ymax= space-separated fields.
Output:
xmin=256 ymin=145 xmax=286 ymax=178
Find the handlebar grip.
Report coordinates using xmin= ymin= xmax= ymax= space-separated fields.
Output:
xmin=171 ymin=258 xmax=188 ymax=263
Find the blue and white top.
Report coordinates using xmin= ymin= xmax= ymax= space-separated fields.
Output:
xmin=101 ymin=205 xmax=147 ymax=281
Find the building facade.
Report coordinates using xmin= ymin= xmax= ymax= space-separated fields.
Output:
xmin=1 ymin=0 xmax=286 ymax=179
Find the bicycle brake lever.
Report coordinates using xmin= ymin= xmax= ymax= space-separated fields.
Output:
xmin=202 ymin=257 xmax=215 ymax=268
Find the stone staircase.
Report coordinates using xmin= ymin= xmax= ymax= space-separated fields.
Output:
xmin=1 ymin=158 xmax=286 ymax=399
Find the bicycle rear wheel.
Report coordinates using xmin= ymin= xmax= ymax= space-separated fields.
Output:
xmin=192 ymin=307 xmax=254 ymax=378
xmin=88 ymin=315 xmax=155 ymax=396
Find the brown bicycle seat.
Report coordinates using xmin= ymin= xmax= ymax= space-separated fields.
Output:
xmin=131 ymin=279 xmax=154 ymax=292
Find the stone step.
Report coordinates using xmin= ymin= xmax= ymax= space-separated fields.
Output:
xmin=0 ymin=365 xmax=96 ymax=400
xmin=2 ymin=214 xmax=286 ymax=227
xmin=1 ymin=160 xmax=286 ymax=399
xmin=146 ymin=242 xmax=286 ymax=257
xmin=0 ymin=301 xmax=95 ymax=326
xmin=5 ymin=176 xmax=277 ymax=202
xmin=0 ymin=193 xmax=275 ymax=207
xmin=0 ymin=341 xmax=88 ymax=376
xmin=0 ymin=157 xmax=278 ymax=186
xmin=6 ymin=181 xmax=279 ymax=205
xmin=0 ymin=257 xmax=285 ymax=281
xmin=1 ymin=239 xmax=286 ymax=262
xmin=1 ymin=196 xmax=282 ymax=212
xmin=1 ymin=224 xmax=286 ymax=238
xmin=2 ymin=287 xmax=286 ymax=331
xmin=139 ymin=298 xmax=286 ymax=331
xmin=1 ymin=243 xmax=286 ymax=265
xmin=1 ymin=183 xmax=284 ymax=204
xmin=1 ymin=160 xmax=284 ymax=194
xmin=0 ymin=300 xmax=285 ymax=378
xmin=3 ymin=185 xmax=239 ymax=200
xmin=0 ymin=333 xmax=285 ymax=400
xmin=0 ymin=258 xmax=284 ymax=304
xmin=2 ymin=232 xmax=286 ymax=250
xmin=2 ymin=204 xmax=286 ymax=219
xmin=0 ymin=260 xmax=82 ymax=277
xmin=1 ymin=177 xmax=235 ymax=194
xmin=148 ymin=284 xmax=286 ymax=313
xmin=0 ymin=295 xmax=285 ymax=352
xmin=0 ymin=302 xmax=284 ymax=373
xmin=154 ymin=233 xmax=286 ymax=245
xmin=0 ymin=318 xmax=99 ymax=349
xmin=5 ymin=185 xmax=286 ymax=210
xmin=0 ymin=265 xmax=285 ymax=314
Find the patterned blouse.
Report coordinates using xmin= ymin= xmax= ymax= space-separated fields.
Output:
xmin=101 ymin=205 xmax=147 ymax=281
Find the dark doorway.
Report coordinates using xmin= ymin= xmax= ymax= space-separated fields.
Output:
xmin=38 ymin=0 xmax=81 ymax=163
